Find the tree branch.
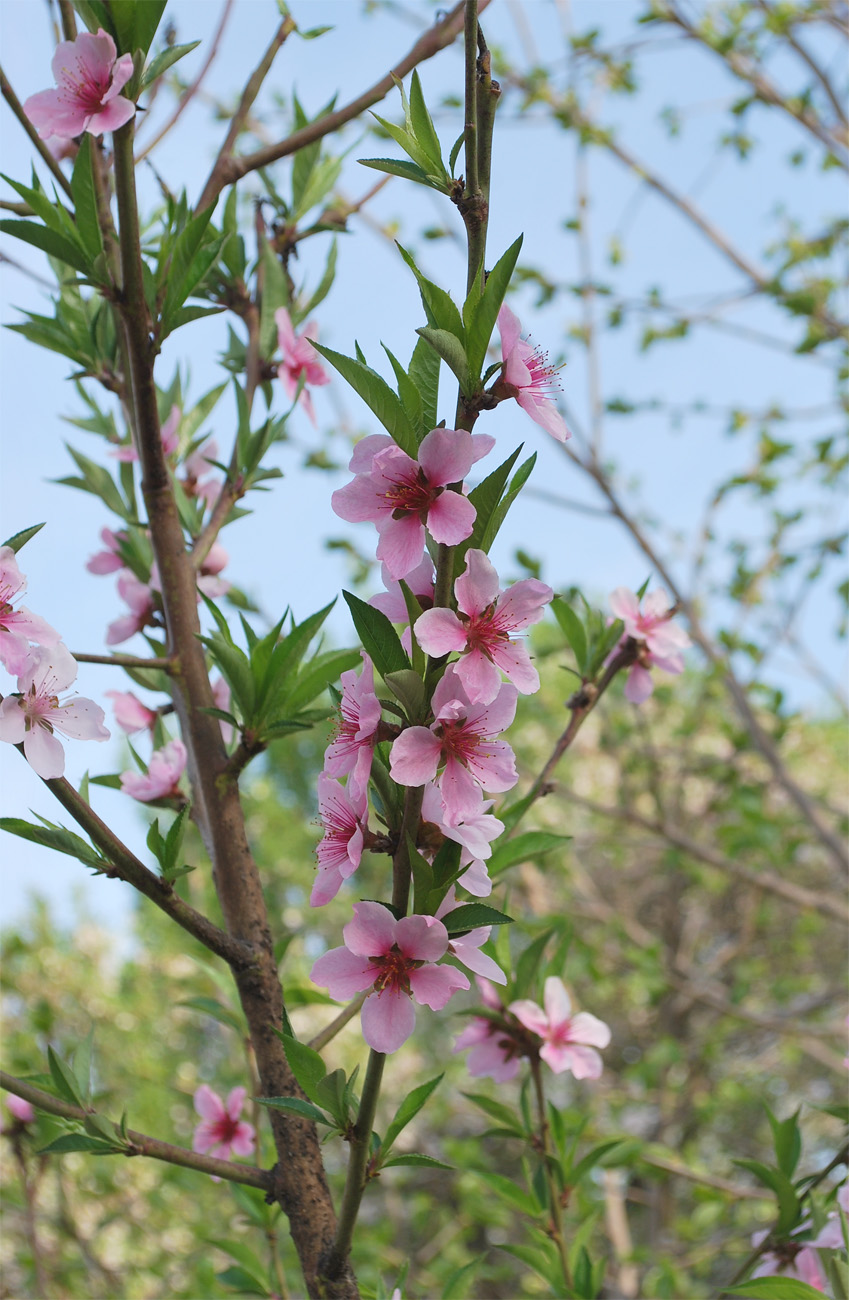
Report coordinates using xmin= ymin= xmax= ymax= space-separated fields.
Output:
xmin=0 ymin=1073 xmax=272 ymax=1191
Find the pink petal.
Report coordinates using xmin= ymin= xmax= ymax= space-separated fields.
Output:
xmin=489 ymin=640 xmax=540 ymax=695
xmin=542 ymin=1043 xmax=603 ymax=1080
xmin=361 ymin=988 xmax=416 ymax=1053
xmin=414 ymin=608 xmax=467 ymax=656
xmin=453 ymin=649 xmax=502 ymax=706
xmin=225 ymin=1087 xmax=247 ymax=1119
xmin=450 ymin=941 xmax=506 ymax=984
xmin=348 ymin=434 xmax=394 ymax=473
xmin=425 ymin=490 xmax=476 ymax=546
xmin=51 ymin=697 xmax=110 ymax=742
xmin=0 ymin=697 xmax=26 ymax=745
xmin=87 ymin=96 xmax=135 ymax=134
xmin=495 ymin=578 xmax=553 ymax=630
xmin=310 ymin=862 xmax=345 ymax=907
xmin=193 ymin=1085 xmax=226 ymax=1122
xmin=311 ymin=946 xmax=376 ymax=999
xmin=609 ymin=587 xmax=640 ymax=629
xmin=508 ymin=997 xmax=548 ymax=1037
xmin=463 ymin=738 xmax=518 ymax=794
xmin=516 ymin=389 xmax=570 ymax=442
xmin=408 ymin=963 xmax=470 ymax=1009
xmin=438 ymin=756 xmax=486 ymax=825
xmin=569 ymin=1011 xmax=611 ymax=1049
xmin=497 ymin=304 xmax=522 ymax=357
xmin=24 ymin=726 xmax=66 ymax=779
xmin=624 ymin=664 xmax=654 ymax=704
xmin=229 ymin=1122 xmax=256 ymax=1157
xmin=376 ymin=514 xmax=427 ymax=579
xmin=455 ymin=549 xmax=500 ymax=617
xmin=542 ymin=977 xmax=572 ymax=1027
xmin=418 ymin=428 xmax=476 ymax=486
xmin=344 ymin=901 xmax=397 ymax=957
xmin=395 ymin=914 xmax=449 ymax=963
xmin=389 ymin=727 xmax=442 ymax=787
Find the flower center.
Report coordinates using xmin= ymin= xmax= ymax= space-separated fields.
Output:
xmin=371 ymin=947 xmax=414 ymax=997
xmin=212 ymin=1113 xmax=240 ymax=1145
xmin=62 ymin=63 xmax=110 ymax=114
xmin=385 ymin=469 xmax=440 ymax=520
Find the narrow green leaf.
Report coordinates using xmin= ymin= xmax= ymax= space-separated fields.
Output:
xmin=442 ymin=903 xmax=514 ymax=934
xmin=258 ymin=1096 xmax=333 ymax=1125
xmin=473 ymin=1169 xmax=538 ymax=1215
xmin=416 ymin=327 xmax=470 ymax=393
xmin=733 ymin=1159 xmax=800 ymax=1234
xmin=397 ymin=244 xmax=464 ymax=337
xmin=408 ymin=70 xmax=445 ymax=171
xmin=570 ymin=1139 xmax=629 ymax=1184
xmin=383 ymin=345 xmax=424 ymax=438
xmin=2 ymin=522 xmax=45 ymax=553
xmin=381 ymin=1153 xmax=453 ymax=1170
xmin=47 ymin=1047 xmax=86 ymax=1108
xmin=343 ymin=591 xmax=410 ymax=678
xmin=0 ymin=817 xmax=107 ymax=872
xmin=141 ymin=40 xmax=201 ymax=91
xmin=455 ymin=446 xmax=522 ymax=572
xmin=513 ymin=928 xmax=555 ymax=999
xmin=359 ymin=156 xmax=432 ymax=185
xmin=551 ymin=597 xmax=588 ymax=673
xmin=725 ymin=1282 xmax=834 ymax=1300
xmin=489 ymin=831 xmax=569 ymax=877
xmin=381 ymin=1074 xmax=444 ymax=1155
xmin=0 ymin=220 xmax=89 ymax=274
xmin=310 ymin=342 xmax=417 ymax=456
xmin=178 ymin=996 xmax=244 ymax=1035
xmin=280 ymin=1035 xmax=326 ymax=1106
xmin=483 ymin=452 xmax=536 ymax=551
xmin=461 ymin=1091 xmax=527 ymax=1133
xmin=465 ymin=235 xmax=523 ymax=383
xmin=408 ymin=335 xmax=440 ymax=433
xmin=70 ymin=136 xmax=103 ymax=263
xmin=38 ymin=1134 xmax=122 ymax=1156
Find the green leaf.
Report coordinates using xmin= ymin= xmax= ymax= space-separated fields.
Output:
xmin=473 ymin=1169 xmax=539 ymax=1215
xmin=396 ymin=244 xmax=464 ymax=338
xmin=408 ymin=70 xmax=445 ymax=171
xmin=2 ymin=522 xmax=45 ymax=553
xmin=725 ymin=1282 xmax=834 ymax=1300
xmin=214 ymin=1265 xmax=269 ymax=1297
xmin=141 ymin=40 xmax=201 ymax=91
xmin=258 ymin=1096 xmax=333 ymax=1125
xmin=416 ymin=328 xmax=470 ymax=393
xmin=70 ymin=136 xmax=103 ymax=263
xmin=766 ymin=1106 xmax=802 ymax=1179
xmin=38 ymin=1134 xmax=122 ymax=1156
xmin=359 ymin=156 xmax=433 ymax=185
xmin=483 ymin=452 xmax=537 ymax=553
xmin=489 ymin=832 xmax=569 ymax=877
xmin=161 ymin=203 xmax=217 ymax=323
xmin=63 ymin=445 xmax=128 ymax=519
xmin=461 ymin=1091 xmax=527 ymax=1134
xmin=733 ymin=1159 xmax=800 ymax=1234
xmin=456 ymin=446 xmax=522 ymax=571
xmin=47 ymin=1047 xmax=86 ymax=1108
xmin=302 ymin=238 xmax=338 ymax=317
xmin=464 ymin=235 xmax=523 ymax=383
xmin=284 ymin=648 xmax=361 ymax=714
xmin=383 ymin=345 xmax=424 ymax=439
xmin=279 ymin=1036 xmax=326 ymax=1106
xmin=0 ymin=220 xmax=89 ymax=274
xmin=513 ymin=928 xmax=555 ymax=999
xmin=0 ymin=817 xmax=108 ymax=873
xmin=384 ymin=669 xmax=426 ymax=721
xmin=570 ymin=1139 xmax=630 ymax=1184
xmin=408 ymin=336 xmax=440 ymax=433
xmin=381 ymin=1153 xmax=453 ymax=1170
xmin=552 ymin=598 xmax=588 ymax=673
xmin=381 ymin=1074 xmax=444 ymax=1156
xmin=343 ymin=591 xmax=410 ymax=678
xmin=442 ymin=904 xmax=514 ymax=934
xmin=310 ymin=343 xmax=417 ymax=456
xmin=178 ymin=997 xmax=244 ymax=1035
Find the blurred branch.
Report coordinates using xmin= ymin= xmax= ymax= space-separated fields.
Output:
xmin=71 ymin=651 xmax=175 ymax=671
xmin=135 ymin=0 xmax=235 ymax=164
xmin=569 ymin=791 xmax=849 ymax=922
xmin=0 ymin=1073 xmax=273 ymax=1191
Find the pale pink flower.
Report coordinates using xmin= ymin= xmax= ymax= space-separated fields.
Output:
xmin=311 ymin=774 xmax=369 ymax=907
xmin=420 ymin=783 xmax=501 ymax=897
xmin=751 ymin=1233 xmax=828 ymax=1292
xmin=435 ymin=888 xmax=506 ymax=984
xmin=212 ymin=677 xmax=234 ymax=745
xmin=390 ymin=666 xmax=518 ymax=825
xmin=105 ymin=689 xmax=156 ymax=734
xmin=496 ymin=305 xmax=570 ymax=442
xmin=0 ymin=644 xmax=109 ymax=779
xmin=111 ymin=406 xmax=181 ymax=461
xmin=370 ymin=557 xmax=436 ymax=622
xmin=275 ymin=308 xmax=330 ymax=426
xmin=192 ymin=1085 xmax=255 ymax=1164
xmin=106 ymin=570 xmax=156 ymax=645
xmin=509 ymin=977 xmax=611 ymax=1079
xmin=808 ymin=1181 xmax=849 ymax=1250
xmin=120 ymin=738 xmax=186 ymax=802
xmin=196 ymin=543 xmax=230 ymax=600
xmin=311 ymin=901 xmax=469 ymax=1053
xmin=331 ymin=429 xmax=493 ymax=580
xmin=415 ymin=549 xmax=552 ymax=705
xmin=24 ymin=29 xmax=135 ymax=140
xmin=183 ymin=439 xmax=221 ymax=510
xmin=453 ymin=978 xmax=522 ymax=1082
xmin=4 ymin=1094 xmax=36 ymax=1125
xmin=323 ymin=654 xmax=381 ymax=795
xmin=86 ymin=527 xmax=127 ymax=575
xmin=609 ymin=587 xmax=690 ymax=704
xmin=0 ymin=546 xmax=61 ymax=675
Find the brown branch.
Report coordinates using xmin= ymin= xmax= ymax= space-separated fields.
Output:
xmin=195 ymin=0 xmax=493 ymax=213
xmin=135 ymin=0 xmax=235 ymax=164
xmin=568 ymin=792 xmax=849 ymax=923
xmin=71 ymin=651 xmax=174 ymax=671
xmin=57 ymin=0 xmax=77 ymax=42
xmin=0 ymin=1072 xmax=272 ymax=1191
xmin=774 ymin=9 xmax=849 ymax=128
xmin=0 ymin=65 xmax=74 ymax=199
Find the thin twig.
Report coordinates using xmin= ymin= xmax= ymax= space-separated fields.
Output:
xmin=71 ymin=651 xmax=175 ymax=671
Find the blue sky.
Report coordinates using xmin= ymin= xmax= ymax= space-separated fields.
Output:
xmin=1 ymin=0 xmax=845 ymax=930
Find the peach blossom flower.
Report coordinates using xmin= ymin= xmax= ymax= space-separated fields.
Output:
xmin=24 ymin=29 xmax=134 ymax=140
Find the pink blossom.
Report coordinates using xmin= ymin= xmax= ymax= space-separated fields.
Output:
xmin=311 ymin=774 xmax=369 ymax=907
xmin=106 ymin=570 xmax=156 ymax=645
xmin=120 ymin=738 xmax=186 ymax=802
xmin=751 ymin=1235 xmax=828 ymax=1292
xmin=105 ymin=689 xmax=156 ymax=734
xmin=275 ymin=308 xmax=330 ymax=426
xmin=435 ymin=888 xmax=506 ymax=984
xmin=420 ymin=783 xmax=501 ymax=897
xmin=310 ymin=901 xmax=469 ymax=1053
xmin=808 ymin=1181 xmax=849 ymax=1250
xmin=323 ymin=654 xmax=381 ymax=794
xmin=4 ymin=1094 xmax=36 ymax=1125
xmin=332 ymin=429 xmax=493 ymax=580
xmin=196 ymin=543 xmax=231 ymax=600
xmin=0 ymin=546 xmax=61 ymax=675
xmin=415 ymin=549 xmax=552 ymax=704
xmin=192 ymin=1085 xmax=255 ymax=1164
xmin=390 ymin=666 xmax=518 ymax=825
xmin=370 ymin=557 xmax=436 ymax=622
xmin=453 ymin=978 xmax=522 ymax=1082
xmin=212 ymin=677 xmax=234 ymax=745
xmin=86 ymin=527 xmax=127 ymax=575
xmin=510 ymin=977 xmax=611 ymax=1079
xmin=496 ymin=305 xmax=570 ymax=442
xmin=111 ymin=405 xmax=181 ymax=462
xmin=24 ymin=29 xmax=135 ymax=140
xmin=0 ymin=644 xmax=109 ymax=779
xmin=609 ymin=587 xmax=690 ymax=704
xmin=183 ymin=439 xmax=221 ymax=510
